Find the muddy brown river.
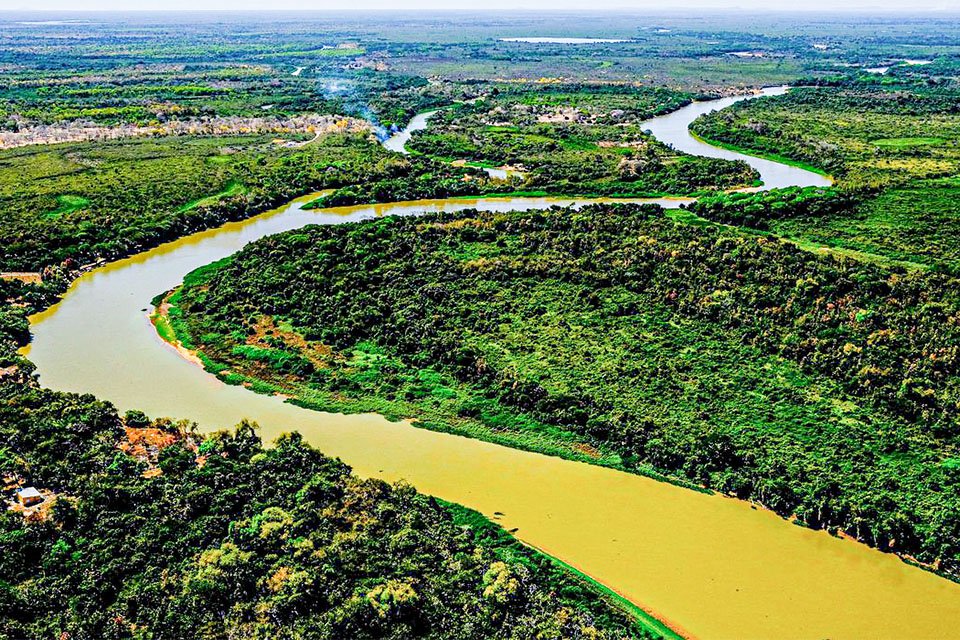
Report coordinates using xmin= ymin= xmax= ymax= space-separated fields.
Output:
xmin=23 ymin=90 xmax=959 ymax=638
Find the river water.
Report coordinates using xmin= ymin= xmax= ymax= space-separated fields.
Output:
xmin=381 ymin=110 xmax=437 ymax=154
xmin=642 ymin=86 xmax=832 ymax=190
xmin=23 ymin=90 xmax=960 ymax=639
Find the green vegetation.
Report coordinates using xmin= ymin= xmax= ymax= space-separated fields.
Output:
xmin=685 ymin=186 xmax=858 ymax=230
xmin=405 ymin=84 xmax=758 ymax=197
xmin=172 ymin=203 xmax=960 ymax=576
xmin=178 ymin=179 xmax=247 ymax=212
xmin=43 ymin=194 xmax=89 ymax=219
xmin=765 ymin=180 xmax=960 ymax=273
xmin=4 ymin=10 xmax=960 ymax=637
xmin=872 ymin=137 xmax=944 ymax=148
xmin=0 ymin=132 xmax=505 ymax=272
xmin=0 ymin=204 xmax=654 ymax=640
xmin=690 ymin=85 xmax=960 ymax=188
xmin=303 ymin=166 xmax=515 ymax=210
xmin=0 ymin=134 xmax=353 ymax=270
xmin=690 ymin=84 xmax=960 ymax=273
xmin=0 ymin=25 xmax=704 ymax=632
xmin=320 ymin=47 xmax=365 ymax=57
xmin=0 ymin=387 xmax=651 ymax=638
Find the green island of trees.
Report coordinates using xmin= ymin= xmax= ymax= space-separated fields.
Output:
xmin=403 ymin=83 xmax=758 ymax=198
xmin=169 ymin=200 xmax=960 ymax=576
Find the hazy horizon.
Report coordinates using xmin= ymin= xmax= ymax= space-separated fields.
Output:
xmin=4 ymin=2 xmax=959 ymax=13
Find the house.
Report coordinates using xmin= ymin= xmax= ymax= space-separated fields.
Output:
xmin=2 ymin=473 xmax=23 ymax=494
xmin=17 ymin=487 xmax=43 ymax=507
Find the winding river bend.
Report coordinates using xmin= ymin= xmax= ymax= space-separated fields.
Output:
xmin=381 ymin=109 xmax=436 ymax=154
xmin=24 ymin=89 xmax=959 ymax=638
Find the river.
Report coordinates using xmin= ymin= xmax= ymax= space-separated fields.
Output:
xmin=381 ymin=109 xmax=437 ymax=154
xmin=641 ymin=86 xmax=832 ymax=190
xmin=23 ymin=89 xmax=960 ymax=639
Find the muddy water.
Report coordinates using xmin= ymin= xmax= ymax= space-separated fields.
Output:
xmin=24 ymin=93 xmax=960 ymax=639
xmin=640 ymin=86 xmax=832 ymax=190
xmin=386 ymin=86 xmax=828 ymax=190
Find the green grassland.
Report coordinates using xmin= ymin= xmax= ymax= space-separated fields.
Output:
xmin=0 ymin=133 xmax=374 ymax=270
xmin=43 ymin=194 xmax=90 ymax=219
xmin=690 ymin=84 xmax=960 ymax=273
xmin=872 ymin=136 xmax=945 ymax=148
xmin=0 ymin=132 xmax=498 ymax=272
xmin=177 ymin=179 xmax=248 ymax=212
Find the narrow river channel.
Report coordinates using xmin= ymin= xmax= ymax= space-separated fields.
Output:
xmin=23 ymin=89 xmax=959 ymax=639
xmin=380 ymin=109 xmax=437 ymax=154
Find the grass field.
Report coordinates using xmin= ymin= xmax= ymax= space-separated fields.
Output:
xmin=872 ymin=137 xmax=945 ymax=148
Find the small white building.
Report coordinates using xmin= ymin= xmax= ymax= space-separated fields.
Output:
xmin=17 ymin=487 xmax=43 ymax=507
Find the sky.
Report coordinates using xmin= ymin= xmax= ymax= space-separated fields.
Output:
xmin=6 ymin=1 xmax=960 ymax=11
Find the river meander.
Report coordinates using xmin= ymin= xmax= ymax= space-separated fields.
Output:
xmin=22 ymin=89 xmax=959 ymax=639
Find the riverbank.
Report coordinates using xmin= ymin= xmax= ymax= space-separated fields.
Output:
xmin=148 ymin=274 xmax=960 ymax=637
xmin=148 ymin=288 xmax=684 ymax=638
xmin=159 ymin=196 xmax=960 ymax=585
xmin=688 ymin=130 xmax=833 ymax=179
xmin=447 ymin=499 xmax=691 ymax=639
xmin=153 ymin=281 xmax=711 ymax=495
xmin=23 ymin=93 xmax=960 ymax=639
xmin=150 ymin=291 xmax=207 ymax=370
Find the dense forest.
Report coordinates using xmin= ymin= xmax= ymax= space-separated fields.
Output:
xmin=404 ymin=84 xmax=758 ymax=197
xmin=0 ymin=250 xmax=652 ymax=638
xmin=0 ymin=385 xmax=649 ymax=639
xmin=4 ymin=10 xmax=960 ymax=639
xmin=0 ymin=88 xmax=659 ymax=635
xmin=172 ymin=202 xmax=960 ymax=574
xmin=0 ymin=20 xmax=692 ymax=638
